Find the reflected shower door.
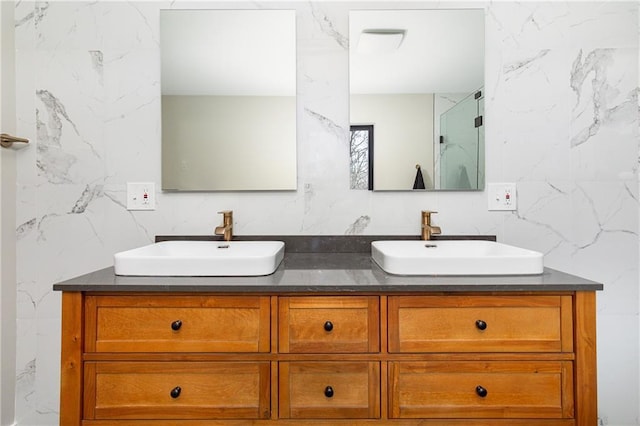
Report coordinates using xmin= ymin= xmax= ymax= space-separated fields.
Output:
xmin=439 ymin=90 xmax=483 ymax=190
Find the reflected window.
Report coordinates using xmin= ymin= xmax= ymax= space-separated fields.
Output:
xmin=350 ymin=125 xmax=374 ymax=190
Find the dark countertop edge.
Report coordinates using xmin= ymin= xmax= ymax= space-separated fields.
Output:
xmin=52 ymin=283 xmax=603 ymax=293
xmin=52 ymin=262 xmax=604 ymax=292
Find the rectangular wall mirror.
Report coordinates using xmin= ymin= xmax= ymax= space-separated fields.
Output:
xmin=349 ymin=9 xmax=485 ymax=191
xmin=160 ymin=10 xmax=297 ymax=191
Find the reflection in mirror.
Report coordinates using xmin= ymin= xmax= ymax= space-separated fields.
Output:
xmin=349 ymin=9 xmax=484 ymax=191
xmin=160 ymin=10 xmax=297 ymax=191
xmin=350 ymin=125 xmax=374 ymax=190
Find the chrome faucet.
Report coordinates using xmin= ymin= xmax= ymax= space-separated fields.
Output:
xmin=421 ymin=210 xmax=441 ymax=240
xmin=214 ymin=210 xmax=233 ymax=241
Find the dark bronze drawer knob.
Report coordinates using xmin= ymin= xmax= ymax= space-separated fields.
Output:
xmin=324 ymin=321 xmax=334 ymax=332
xmin=324 ymin=386 xmax=334 ymax=398
xmin=475 ymin=385 xmax=488 ymax=398
xmin=170 ymin=386 xmax=182 ymax=398
xmin=171 ymin=320 xmax=183 ymax=331
xmin=475 ymin=319 xmax=487 ymax=331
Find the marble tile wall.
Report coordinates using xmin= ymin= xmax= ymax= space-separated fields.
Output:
xmin=11 ymin=1 xmax=640 ymax=425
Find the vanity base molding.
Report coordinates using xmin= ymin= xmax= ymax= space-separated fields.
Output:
xmin=59 ymin=291 xmax=597 ymax=425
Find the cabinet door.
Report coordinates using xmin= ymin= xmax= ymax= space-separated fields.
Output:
xmin=279 ymin=296 xmax=379 ymax=353
xmin=85 ymin=295 xmax=271 ymax=352
xmin=279 ymin=362 xmax=380 ymax=419
xmin=388 ymin=295 xmax=573 ymax=353
xmin=389 ymin=361 xmax=574 ymax=419
xmin=84 ymin=361 xmax=271 ymax=420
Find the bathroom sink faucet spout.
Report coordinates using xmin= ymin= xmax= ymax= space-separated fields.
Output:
xmin=215 ymin=210 xmax=233 ymax=241
xmin=421 ymin=210 xmax=441 ymax=240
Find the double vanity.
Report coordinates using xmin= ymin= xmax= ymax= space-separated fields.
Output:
xmin=54 ymin=235 xmax=601 ymax=425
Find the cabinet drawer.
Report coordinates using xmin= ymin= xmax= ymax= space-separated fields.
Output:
xmin=389 ymin=361 xmax=574 ymax=419
xmin=279 ymin=362 xmax=380 ymax=419
xmin=279 ymin=296 xmax=379 ymax=353
xmin=388 ymin=295 xmax=573 ymax=352
xmin=83 ymin=362 xmax=271 ymax=420
xmin=85 ymin=295 xmax=271 ymax=352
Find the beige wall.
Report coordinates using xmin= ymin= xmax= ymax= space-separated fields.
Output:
xmin=162 ymin=95 xmax=296 ymax=191
xmin=351 ymin=94 xmax=434 ymax=190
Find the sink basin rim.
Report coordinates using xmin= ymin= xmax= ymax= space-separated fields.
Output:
xmin=371 ymin=240 xmax=544 ymax=276
xmin=114 ymin=240 xmax=285 ymax=277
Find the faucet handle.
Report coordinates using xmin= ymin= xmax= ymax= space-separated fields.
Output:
xmin=218 ymin=210 xmax=233 ymax=221
xmin=422 ymin=210 xmax=437 ymax=219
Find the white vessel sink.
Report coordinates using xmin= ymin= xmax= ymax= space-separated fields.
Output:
xmin=114 ymin=240 xmax=285 ymax=276
xmin=371 ymin=240 xmax=543 ymax=276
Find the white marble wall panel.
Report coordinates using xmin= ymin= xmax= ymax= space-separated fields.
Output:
xmin=570 ymin=48 xmax=638 ymax=180
xmin=597 ymin=313 xmax=640 ymax=425
xmin=103 ymin=48 xmax=161 ymax=184
xmin=495 ymin=48 xmax=572 ymax=181
xmin=12 ymin=1 xmax=640 ymax=425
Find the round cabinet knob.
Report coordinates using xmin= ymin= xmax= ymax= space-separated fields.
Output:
xmin=324 ymin=386 xmax=334 ymax=398
xmin=475 ymin=319 xmax=487 ymax=331
xmin=324 ymin=321 xmax=334 ymax=332
xmin=171 ymin=320 xmax=182 ymax=331
xmin=170 ymin=386 xmax=182 ymax=399
xmin=475 ymin=385 xmax=488 ymax=398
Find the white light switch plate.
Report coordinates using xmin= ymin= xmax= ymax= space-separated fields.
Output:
xmin=127 ymin=182 xmax=156 ymax=210
xmin=488 ymin=182 xmax=517 ymax=211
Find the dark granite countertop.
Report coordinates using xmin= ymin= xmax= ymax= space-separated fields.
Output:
xmin=53 ymin=249 xmax=603 ymax=293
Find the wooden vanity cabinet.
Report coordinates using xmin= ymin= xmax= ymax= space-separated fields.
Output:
xmin=387 ymin=295 xmax=577 ymax=420
xmin=278 ymin=295 xmax=380 ymax=353
xmin=75 ymin=294 xmax=272 ymax=423
xmin=279 ymin=361 xmax=381 ymax=419
xmin=85 ymin=294 xmax=271 ymax=353
xmin=83 ymin=361 xmax=271 ymax=420
xmin=388 ymin=360 xmax=574 ymax=419
xmin=388 ymin=295 xmax=573 ymax=353
xmin=60 ymin=291 xmax=597 ymax=425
